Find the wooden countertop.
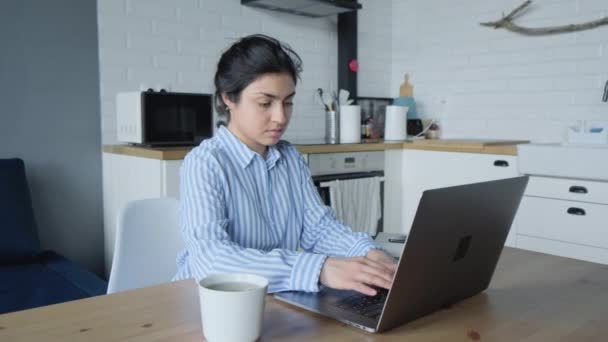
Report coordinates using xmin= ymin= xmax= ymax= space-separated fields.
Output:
xmin=404 ymin=139 xmax=528 ymax=156
xmin=2 ymin=248 xmax=608 ymax=341
xmin=103 ymin=139 xmax=528 ymax=160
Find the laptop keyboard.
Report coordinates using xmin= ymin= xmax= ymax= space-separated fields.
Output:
xmin=334 ymin=288 xmax=389 ymax=319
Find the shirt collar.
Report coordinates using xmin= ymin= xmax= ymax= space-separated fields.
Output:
xmin=265 ymin=144 xmax=281 ymax=169
xmin=217 ymin=126 xmax=282 ymax=169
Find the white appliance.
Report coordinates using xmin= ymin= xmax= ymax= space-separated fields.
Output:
xmin=308 ymin=151 xmax=385 ymax=234
xmin=116 ymin=90 xmax=213 ymax=146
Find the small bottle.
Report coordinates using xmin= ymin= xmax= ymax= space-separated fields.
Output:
xmin=367 ymin=117 xmax=375 ymax=139
xmin=365 ymin=116 xmax=373 ymax=139
xmin=361 ymin=117 xmax=367 ymax=139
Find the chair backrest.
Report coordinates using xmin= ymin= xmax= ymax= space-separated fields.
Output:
xmin=107 ymin=197 xmax=182 ymax=294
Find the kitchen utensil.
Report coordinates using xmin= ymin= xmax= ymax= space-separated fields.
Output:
xmin=322 ymin=91 xmax=334 ymax=111
xmin=399 ymin=74 xmax=413 ymax=97
xmin=317 ymin=88 xmax=329 ymax=111
xmin=339 ymin=89 xmax=350 ymax=106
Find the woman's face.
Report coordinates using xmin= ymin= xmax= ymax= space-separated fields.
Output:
xmin=223 ymin=72 xmax=295 ymax=156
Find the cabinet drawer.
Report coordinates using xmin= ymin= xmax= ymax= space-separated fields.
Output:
xmin=517 ymin=196 xmax=608 ymax=249
xmin=525 ymin=176 xmax=608 ymax=204
xmin=403 ymin=150 xmax=518 ymax=190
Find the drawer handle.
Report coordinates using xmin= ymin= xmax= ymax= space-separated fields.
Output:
xmin=567 ymin=207 xmax=586 ymax=216
xmin=493 ymin=160 xmax=509 ymax=167
xmin=569 ymin=186 xmax=588 ymax=194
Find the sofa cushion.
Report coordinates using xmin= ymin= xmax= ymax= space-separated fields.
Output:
xmin=0 ymin=251 xmax=107 ymax=314
xmin=0 ymin=158 xmax=41 ymax=264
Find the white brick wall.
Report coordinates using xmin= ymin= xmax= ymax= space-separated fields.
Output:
xmin=99 ymin=0 xmax=607 ymax=144
xmin=391 ymin=0 xmax=608 ymax=142
xmin=98 ymin=0 xmax=341 ymax=143
xmin=358 ymin=0 xmax=393 ymax=98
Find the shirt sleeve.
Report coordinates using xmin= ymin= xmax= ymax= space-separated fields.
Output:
xmin=295 ymin=151 xmax=379 ymax=258
xmin=177 ymin=151 xmax=327 ymax=293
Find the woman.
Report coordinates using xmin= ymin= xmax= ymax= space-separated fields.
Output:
xmin=174 ymin=34 xmax=396 ymax=296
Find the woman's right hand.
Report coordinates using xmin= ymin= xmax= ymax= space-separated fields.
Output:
xmin=319 ymin=256 xmax=396 ymax=296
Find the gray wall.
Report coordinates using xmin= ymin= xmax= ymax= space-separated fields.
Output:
xmin=0 ymin=0 xmax=103 ymax=275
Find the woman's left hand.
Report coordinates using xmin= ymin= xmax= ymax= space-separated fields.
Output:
xmin=366 ymin=249 xmax=398 ymax=275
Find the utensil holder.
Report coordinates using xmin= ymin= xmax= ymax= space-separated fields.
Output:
xmin=325 ymin=110 xmax=339 ymax=144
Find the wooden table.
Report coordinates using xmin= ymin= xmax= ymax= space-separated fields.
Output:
xmin=2 ymin=248 xmax=608 ymax=341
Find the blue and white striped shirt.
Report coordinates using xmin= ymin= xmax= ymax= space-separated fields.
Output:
xmin=174 ymin=126 xmax=378 ymax=292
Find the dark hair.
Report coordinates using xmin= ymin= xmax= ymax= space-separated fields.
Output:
xmin=214 ymin=34 xmax=303 ymax=122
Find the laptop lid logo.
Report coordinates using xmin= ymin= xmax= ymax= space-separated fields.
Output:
xmin=453 ymin=235 xmax=472 ymax=261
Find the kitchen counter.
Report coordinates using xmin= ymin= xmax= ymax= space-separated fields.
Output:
xmin=103 ymin=139 xmax=527 ymax=160
xmin=403 ymin=139 xmax=528 ymax=156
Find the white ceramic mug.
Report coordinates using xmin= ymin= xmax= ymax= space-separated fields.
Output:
xmin=198 ymin=273 xmax=269 ymax=342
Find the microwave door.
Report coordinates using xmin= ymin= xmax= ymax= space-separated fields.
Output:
xmin=190 ymin=95 xmax=213 ymax=144
xmin=144 ymin=94 xmax=191 ymax=145
xmin=144 ymin=93 xmax=174 ymax=145
xmin=177 ymin=106 xmax=195 ymax=142
xmin=142 ymin=92 xmax=213 ymax=146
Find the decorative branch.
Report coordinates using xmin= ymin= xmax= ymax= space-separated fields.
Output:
xmin=502 ymin=0 xmax=532 ymax=22
xmin=480 ymin=0 xmax=608 ymax=36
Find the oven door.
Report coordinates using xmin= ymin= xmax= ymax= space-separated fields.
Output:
xmin=312 ymin=171 xmax=384 ymax=235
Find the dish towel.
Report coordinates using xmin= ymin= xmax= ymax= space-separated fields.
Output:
xmin=328 ymin=176 xmax=382 ymax=236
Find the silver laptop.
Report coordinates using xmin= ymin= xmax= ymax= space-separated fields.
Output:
xmin=274 ymin=176 xmax=528 ymax=333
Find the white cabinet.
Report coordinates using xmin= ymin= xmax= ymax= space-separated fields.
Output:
xmin=512 ymin=176 xmax=608 ymax=264
xmin=383 ymin=150 xmax=404 ymax=236
xmin=518 ymin=143 xmax=608 ymax=181
xmin=523 ymin=176 xmax=608 ymax=204
xmin=401 ymin=150 xmax=519 ymax=246
xmin=102 ymin=153 xmax=182 ymax=276
xmin=516 ymin=143 xmax=608 ymax=264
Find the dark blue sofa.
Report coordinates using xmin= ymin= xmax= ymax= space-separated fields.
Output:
xmin=0 ymin=158 xmax=107 ymax=314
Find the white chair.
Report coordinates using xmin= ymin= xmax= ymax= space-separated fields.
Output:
xmin=107 ymin=197 xmax=182 ymax=294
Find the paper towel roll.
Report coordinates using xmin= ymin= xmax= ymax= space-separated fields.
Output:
xmin=384 ymin=105 xmax=408 ymax=140
xmin=339 ymin=105 xmax=361 ymax=143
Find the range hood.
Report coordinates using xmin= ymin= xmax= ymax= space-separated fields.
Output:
xmin=241 ymin=0 xmax=361 ymax=18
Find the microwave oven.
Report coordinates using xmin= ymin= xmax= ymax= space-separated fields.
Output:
xmin=116 ymin=90 xmax=213 ymax=146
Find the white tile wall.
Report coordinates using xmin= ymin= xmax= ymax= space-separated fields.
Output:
xmin=99 ymin=0 xmax=608 ymax=144
xmin=391 ymin=0 xmax=608 ymax=142
xmin=358 ymin=0 xmax=393 ymax=98
xmin=98 ymin=0 xmax=344 ymax=143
